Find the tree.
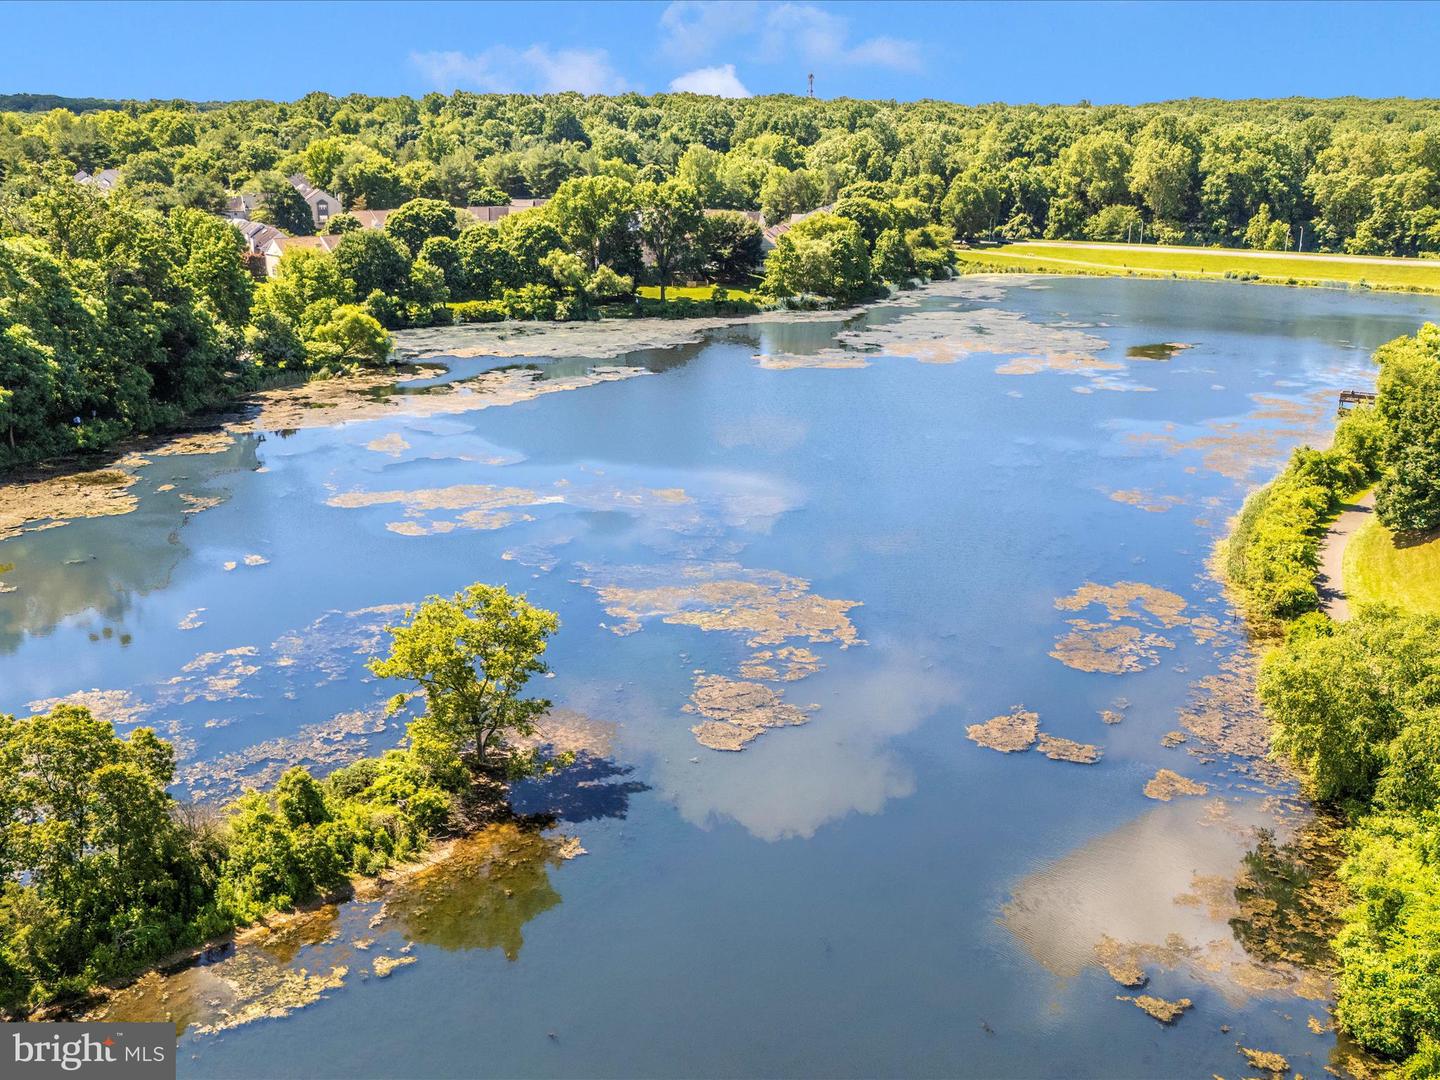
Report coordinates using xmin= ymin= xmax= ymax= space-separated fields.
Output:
xmin=385 ymin=198 xmax=460 ymax=255
xmin=547 ymin=175 xmax=637 ymax=270
xmin=458 ymin=225 xmax=519 ymax=298
xmin=759 ymin=167 xmax=823 ymax=226
xmin=761 ymin=212 xmax=871 ymax=302
xmin=334 ymin=156 xmax=408 ymax=210
xmin=334 ymin=229 xmax=411 ymax=300
xmin=304 ymin=304 xmax=391 ymax=369
xmin=1129 ymin=116 xmax=1198 ymax=222
xmin=169 ymin=207 xmax=253 ymax=328
xmin=0 ymin=706 xmax=216 ymax=1011
xmin=696 ymin=211 xmax=763 ymax=282
xmin=245 ymin=172 xmax=312 ymax=235
xmin=1375 ymin=323 xmax=1440 ymax=532
xmin=369 ymin=583 xmax=559 ymax=776
xmin=635 ymin=179 xmax=701 ymax=300
xmin=251 ymin=248 xmax=349 ymax=328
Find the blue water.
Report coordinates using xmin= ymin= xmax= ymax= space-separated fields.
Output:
xmin=3 ymin=277 xmax=1434 ymax=1078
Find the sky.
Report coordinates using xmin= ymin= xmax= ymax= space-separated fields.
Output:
xmin=4 ymin=0 xmax=1440 ymax=106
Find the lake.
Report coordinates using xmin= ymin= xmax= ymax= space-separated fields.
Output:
xmin=4 ymin=276 xmax=1435 ymax=1078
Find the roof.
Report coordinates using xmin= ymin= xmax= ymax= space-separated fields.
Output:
xmin=264 ymin=234 xmax=344 ymax=256
xmin=74 ymin=167 xmax=121 ymax=191
xmin=761 ymin=204 xmax=834 ymax=247
xmin=349 ymin=209 xmax=391 ymax=229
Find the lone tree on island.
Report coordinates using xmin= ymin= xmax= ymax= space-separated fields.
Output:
xmin=369 ymin=583 xmax=560 ymax=778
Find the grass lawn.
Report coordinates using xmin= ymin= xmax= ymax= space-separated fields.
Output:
xmin=1344 ymin=517 xmax=1440 ymax=616
xmin=953 ymin=241 xmax=1440 ymax=292
xmin=637 ymin=284 xmax=760 ymax=302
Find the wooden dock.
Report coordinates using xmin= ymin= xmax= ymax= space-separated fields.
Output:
xmin=1338 ymin=389 xmax=1377 ymax=413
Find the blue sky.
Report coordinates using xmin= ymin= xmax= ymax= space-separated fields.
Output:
xmin=4 ymin=0 xmax=1440 ymax=105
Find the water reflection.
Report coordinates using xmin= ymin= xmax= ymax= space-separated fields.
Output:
xmin=0 ymin=436 xmax=259 ymax=653
xmin=91 ymin=823 xmax=577 ymax=1034
xmin=657 ymin=651 xmax=962 ymax=840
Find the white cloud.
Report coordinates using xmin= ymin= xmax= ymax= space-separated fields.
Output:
xmin=410 ymin=45 xmax=629 ymax=95
xmin=668 ymin=63 xmax=752 ymax=97
xmin=659 ymin=1 xmax=757 ymax=60
xmin=761 ymin=2 xmax=923 ymax=72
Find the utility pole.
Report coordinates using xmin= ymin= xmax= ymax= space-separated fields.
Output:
xmin=807 ymin=73 xmax=814 ymax=98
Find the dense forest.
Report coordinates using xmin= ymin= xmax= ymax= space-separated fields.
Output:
xmin=6 ymin=91 xmax=1440 ymax=469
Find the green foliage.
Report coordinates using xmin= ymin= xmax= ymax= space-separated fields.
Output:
xmin=384 ymin=197 xmax=460 ymax=254
xmin=1238 ymin=323 xmax=1440 ymax=1073
xmin=635 ymin=179 xmax=702 ymax=299
xmin=761 ymin=212 xmax=871 ymax=302
xmin=1222 ymin=405 xmax=1383 ymax=622
xmin=1375 ymin=324 xmax=1440 ymax=533
xmin=0 ymin=707 xmax=222 ymax=1012
xmin=0 ymin=581 xmax=567 ymax=1013
xmin=245 ymin=172 xmax=312 ymax=235
xmin=1334 ymin=812 xmax=1440 ymax=1061
xmin=694 ymin=210 xmax=763 ymax=283
xmin=369 ymin=583 xmax=559 ymax=776
xmin=334 ymin=229 xmax=411 ymax=300
xmin=303 ymin=304 xmax=392 ymax=371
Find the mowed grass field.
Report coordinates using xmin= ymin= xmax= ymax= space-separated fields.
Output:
xmin=636 ymin=284 xmax=760 ymax=302
xmin=954 ymin=241 xmax=1440 ymax=292
xmin=1345 ymin=517 xmax=1440 ymax=616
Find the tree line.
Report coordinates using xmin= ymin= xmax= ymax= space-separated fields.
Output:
xmin=1222 ymin=325 xmax=1440 ymax=1075
xmin=0 ymin=582 xmax=564 ymax=1015
xmin=9 ymin=91 xmax=1440 ymax=253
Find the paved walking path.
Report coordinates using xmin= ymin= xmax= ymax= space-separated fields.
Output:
xmin=1317 ymin=491 xmax=1375 ymax=620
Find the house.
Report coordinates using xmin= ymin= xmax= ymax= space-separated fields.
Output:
xmin=230 ymin=219 xmax=282 ymax=255
xmin=222 ymin=193 xmax=265 ymax=221
xmin=287 ymin=174 xmax=342 ymax=231
xmin=347 ymin=209 xmax=392 ymax=230
xmin=73 ymin=168 xmax=122 ymax=193
xmin=262 ymin=233 xmax=344 ymax=277
xmin=345 ymin=200 xmax=551 ymax=231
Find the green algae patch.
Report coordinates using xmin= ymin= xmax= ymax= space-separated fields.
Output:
xmin=236 ymin=364 xmax=651 ymax=435
xmin=740 ymin=646 xmax=823 ymax=681
xmin=1126 ymin=390 xmax=1333 ymax=482
xmin=1051 ymin=621 xmax=1175 ymax=674
xmin=685 ymin=673 xmax=812 ymax=752
xmin=1037 ymin=734 xmax=1102 ymax=764
xmin=1050 ymin=581 xmax=1220 ymax=674
xmin=967 ymin=707 xmax=1040 ymax=753
xmin=176 ymin=706 xmax=392 ymax=802
xmin=1239 ymin=1046 xmax=1291 ymax=1074
xmin=370 ymin=954 xmax=417 ymax=978
xmin=1117 ymin=994 xmax=1193 ymax=1023
xmin=0 ymin=466 xmax=140 ymax=542
xmin=1127 ymin=342 xmax=1194 ymax=361
xmin=575 ymin=561 xmax=863 ymax=647
xmin=1144 ymin=768 xmax=1210 ymax=801
xmin=365 ymin=432 xmax=411 ymax=456
xmin=1108 ymin=488 xmax=1186 ymax=513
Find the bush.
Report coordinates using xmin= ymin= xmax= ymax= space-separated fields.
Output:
xmin=1221 ymin=407 xmax=1381 ymax=621
xmin=451 ymin=299 xmax=506 ymax=323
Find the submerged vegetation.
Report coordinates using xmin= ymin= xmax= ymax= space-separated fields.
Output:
xmin=0 ymin=582 xmax=566 ymax=1015
xmin=1223 ymin=323 xmax=1440 ymax=1073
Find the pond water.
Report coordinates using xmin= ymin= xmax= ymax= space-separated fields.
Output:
xmin=4 ymin=276 xmax=1437 ymax=1078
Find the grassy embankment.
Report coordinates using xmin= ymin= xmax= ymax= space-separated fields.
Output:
xmin=954 ymin=241 xmax=1440 ymax=293
xmin=635 ymin=284 xmax=761 ymax=303
xmin=1344 ymin=519 xmax=1440 ymax=616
